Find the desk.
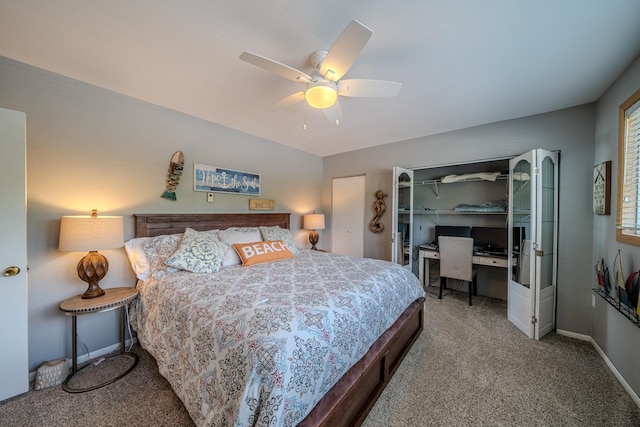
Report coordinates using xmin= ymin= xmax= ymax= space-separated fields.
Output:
xmin=418 ymin=248 xmax=512 ymax=288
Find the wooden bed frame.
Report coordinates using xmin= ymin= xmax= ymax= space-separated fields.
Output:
xmin=134 ymin=212 xmax=424 ymax=427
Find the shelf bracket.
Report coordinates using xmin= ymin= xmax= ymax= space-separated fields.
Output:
xmin=429 ymin=181 xmax=440 ymax=199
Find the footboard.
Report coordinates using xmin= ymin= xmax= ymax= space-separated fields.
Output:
xmin=299 ymin=297 xmax=425 ymax=427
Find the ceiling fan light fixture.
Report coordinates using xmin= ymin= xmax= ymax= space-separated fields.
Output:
xmin=305 ymin=81 xmax=337 ymax=109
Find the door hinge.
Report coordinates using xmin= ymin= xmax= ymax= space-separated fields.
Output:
xmin=532 ymin=316 xmax=538 ymax=324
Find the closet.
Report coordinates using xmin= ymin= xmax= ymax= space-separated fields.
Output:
xmin=392 ymin=149 xmax=559 ymax=339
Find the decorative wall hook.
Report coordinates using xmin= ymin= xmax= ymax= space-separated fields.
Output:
xmin=369 ymin=189 xmax=387 ymax=233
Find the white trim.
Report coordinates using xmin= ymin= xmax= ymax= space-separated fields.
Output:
xmin=556 ymin=329 xmax=590 ymax=341
xmin=557 ymin=329 xmax=640 ymax=408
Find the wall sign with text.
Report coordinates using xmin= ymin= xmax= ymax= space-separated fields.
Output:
xmin=593 ymin=160 xmax=611 ymax=215
xmin=194 ymin=163 xmax=260 ymax=196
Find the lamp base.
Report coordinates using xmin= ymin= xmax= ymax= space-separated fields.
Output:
xmin=81 ymin=283 xmax=105 ymax=299
xmin=77 ymin=251 xmax=108 ymax=299
xmin=309 ymin=230 xmax=319 ymax=251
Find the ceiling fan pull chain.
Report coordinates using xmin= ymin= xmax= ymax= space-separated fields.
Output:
xmin=303 ymin=107 xmax=307 ymax=131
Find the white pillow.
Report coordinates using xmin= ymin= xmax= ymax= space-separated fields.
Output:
xmin=124 ymin=237 xmax=152 ymax=281
xmin=259 ymin=226 xmax=299 ymax=255
xmin=124 ymin=229 xmax=220 ymax=281
xmin=218 ymin=228 xmax=263 ymax=267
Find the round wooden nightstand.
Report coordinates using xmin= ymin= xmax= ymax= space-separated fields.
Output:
xmin=59 ymin=287 xmax=139 ymax=393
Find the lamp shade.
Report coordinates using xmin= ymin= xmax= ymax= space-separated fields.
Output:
xmin=59 ymin=215 xmax=124 ymax=252
xmin=303 ymin=214 xmax=325 ymax=230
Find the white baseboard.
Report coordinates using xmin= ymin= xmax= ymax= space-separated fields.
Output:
xmin=29 ymin=337 xmax=137 ymax=383
xmin=556 ymin=328 xmax=590 ymax=341
xmin=558 ymin=328 xmax=640 ymax=408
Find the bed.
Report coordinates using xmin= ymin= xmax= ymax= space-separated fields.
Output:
xmin=129 ymin=213 xmax=425 ymax=426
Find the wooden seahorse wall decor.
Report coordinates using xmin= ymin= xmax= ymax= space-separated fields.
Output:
xmin=369 ymin=189 xmax=387 ymax=233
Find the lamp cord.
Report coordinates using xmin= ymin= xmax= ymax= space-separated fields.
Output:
xmin=125 ymin=303 xmax=135 ymax=352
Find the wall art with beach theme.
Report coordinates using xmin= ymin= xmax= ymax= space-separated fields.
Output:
xmin=194 ymin=163 xmax=260 ymax=196
xmin=593 ymin=160 xmax=611 ymax=215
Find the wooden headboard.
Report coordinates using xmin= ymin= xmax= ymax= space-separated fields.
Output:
xmin=134 ymin=213 xmax=291 ymax=237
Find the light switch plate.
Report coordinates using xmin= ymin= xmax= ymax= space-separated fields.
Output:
xmin=207 ymin=193 xmax=214 ymax=203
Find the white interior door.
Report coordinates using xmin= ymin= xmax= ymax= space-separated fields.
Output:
xmin=391 ymin=167 xmax=413 ymax=269
xmin=534 ymin=149 xmax=558 ymax=339
xmin=331 ymin=175 xmax=365 ymax=257
xmin=508 ymin=149 xmax=558 ymax=339
xmin=508 ymin=151 xmax=535 ymax=337
xmin=0 ymin=107 xmax=28 ymax=400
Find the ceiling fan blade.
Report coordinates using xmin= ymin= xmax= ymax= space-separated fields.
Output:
xmin=337 ymin=79 xmax=402 ymax=97
xmin=266 ymin=91 xmax=305 ymax=111
xmin=322 ymin=100 xmax=343 ymax=126
xmin=320 ymin=20 xmax=372 ymax=81
xmin=240 ymin=51 xmax=312 ymax=83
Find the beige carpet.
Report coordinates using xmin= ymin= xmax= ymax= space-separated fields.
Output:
xmin=363 ymin=290 xmax=640 ymax=426
xmin=1 ymin=290 xmax=639 ymax=426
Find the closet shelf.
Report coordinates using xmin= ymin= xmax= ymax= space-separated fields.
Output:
xmin=398 ymin=209 xmax=507 ymax=215
xmin=415 ymin=172 xmax=509 ymax=198
xmin=415 ymin=172 xmax=509 ymax=186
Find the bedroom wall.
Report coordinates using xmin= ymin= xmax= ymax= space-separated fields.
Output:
xmin=322 ymin=104 xmax=596 ymax=338
xmin=593 ymin=54 xmax=640 ymax=396
xmin=0 ymin=56 xmax=323 ymax=372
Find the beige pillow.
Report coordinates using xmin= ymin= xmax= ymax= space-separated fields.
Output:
xmin=232 ymin=240 xmax=294 ymax=267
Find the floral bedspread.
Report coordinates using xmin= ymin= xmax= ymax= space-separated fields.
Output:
xmin=131 ymin=250 xmax=425 ymax=427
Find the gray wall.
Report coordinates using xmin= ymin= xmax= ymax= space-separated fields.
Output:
xmin=323 ymin=104 xmax=595 ymax=337
xmin=593 ymin=55 xmax=640 ymax=395
xmin=0 ymin=56 xmax=323 ymax=371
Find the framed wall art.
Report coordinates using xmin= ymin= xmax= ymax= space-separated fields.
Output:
xmin=593 ymin=160 xmax=611 ymax=215
xmin=194 ymin=163 xmax=260 ymax=196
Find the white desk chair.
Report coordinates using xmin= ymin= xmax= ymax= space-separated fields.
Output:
xmin=438 ymin=236 xmax=477 ymax=306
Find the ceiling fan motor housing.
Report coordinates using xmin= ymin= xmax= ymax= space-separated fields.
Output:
xmin=310 ymin=49 xmax=329 ymax=70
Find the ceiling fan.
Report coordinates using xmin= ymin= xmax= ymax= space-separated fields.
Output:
xmin=239 ymin=20 xmax=402 ymax=125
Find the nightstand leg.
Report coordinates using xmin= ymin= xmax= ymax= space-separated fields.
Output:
xmin=71 ymin=315 xmax=78 ymax=373
xmin=119 ymin=306 xmax=125 ymax=354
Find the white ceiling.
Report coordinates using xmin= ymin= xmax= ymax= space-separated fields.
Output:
xmin=1 ymin=1 xmax=639 ymax=157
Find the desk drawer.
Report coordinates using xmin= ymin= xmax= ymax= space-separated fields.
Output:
xmin=472 ymin=255 xmax=509 ymax=268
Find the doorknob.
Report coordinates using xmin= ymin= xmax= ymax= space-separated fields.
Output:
xmin=3 ymin=266 xmax=20 ymax=277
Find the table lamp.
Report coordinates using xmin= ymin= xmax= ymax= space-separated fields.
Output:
xmin=59 ymin=210 xmax=124 ymax=299
xmin=303 ymin=213 xmax=325 ymax=250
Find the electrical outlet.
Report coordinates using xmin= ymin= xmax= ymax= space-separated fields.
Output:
xmin=592 ymin=294 xmax=596 ymax=308
xmin=207 ymin=193 xmax=214 ymax=203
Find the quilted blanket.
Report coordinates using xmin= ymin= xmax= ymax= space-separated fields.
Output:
xmin=131 ymin=250 xmax=424 ymax=426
